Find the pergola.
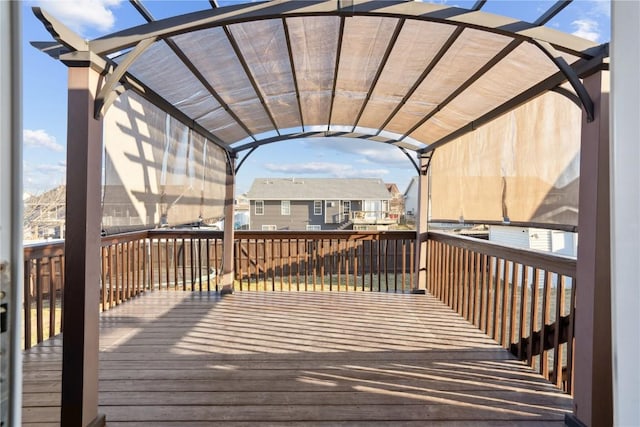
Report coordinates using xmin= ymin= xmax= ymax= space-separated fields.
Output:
xmin=26 ymin=1 xmax=615 ymax=426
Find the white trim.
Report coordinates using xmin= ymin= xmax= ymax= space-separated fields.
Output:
xmin=254 ymin=200 xmax=264 ymax=215
xmin=281 ymin=200 xmax=290 ymax=215
xmin=313 ymin=200 xmax=322 ymax=215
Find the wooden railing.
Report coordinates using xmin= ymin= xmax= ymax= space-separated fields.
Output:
xmin=234 ymin=231 xmax=415 ymax=292
xmin=23 ymin=240 xmax=65 ymax=349
xmin=23 ymin=228 xmax=577 ymax=395
xmin=100 ymin=231 xmax=152 ymax=311
xmin=146 ymin=229 xmax=224 ymax=292
xmin=426 ymin=231 xmax=577 ymax=394
xmin=22 ymin=230 xmax=415 ymax=348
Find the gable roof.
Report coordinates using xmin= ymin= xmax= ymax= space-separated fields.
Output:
xmin=246 ymin=178 xmax=391 ymax=201
xmin=404 ymin=176 xmax=419 ymax=197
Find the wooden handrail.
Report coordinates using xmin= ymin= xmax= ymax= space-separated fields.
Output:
xmin=426 ymin=231 xmax=577 ymax=394
xmin=428 ymin=231 xmax=576 ymax=277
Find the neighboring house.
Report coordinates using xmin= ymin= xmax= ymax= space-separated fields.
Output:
xmin=403 ymin=176 xmax=419 ymax=220
xmin=23 ymin=185 xmax=66 ymax=241
xmin=489 ymin=225 xmax=577 ymax=257
xmin=385 ymin=183 xmax=404 ymax=220
xmin=234 ymin=193 xmax=250 ymax=229
xmin=246 ymin=178 xmax=394 ymax=231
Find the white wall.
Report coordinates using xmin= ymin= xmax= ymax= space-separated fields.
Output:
xmin=611 ymin=2 xmax=640 ymax=424
xmin=404 ymin=176 xmax=419 ymax=217
xmin=489 ymin=225 xmax=577 ymax=258
xmin=489 ymin=225 xmax=531 ymax=249
xmin=0 ymin=2 xmax=22 ymax=424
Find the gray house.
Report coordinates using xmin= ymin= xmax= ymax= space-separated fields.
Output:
xmin=246 ymin=178 xmax=394 ymax=231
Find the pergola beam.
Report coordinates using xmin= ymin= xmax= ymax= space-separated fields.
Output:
xmin=402 ymin=39 xmax=523 ymax=139
xmin=351 ymin=18 xmax=405 ymax=131
xmin=282 ymin=18 xmax=305 ymax=131
xmin=86 ymin=1 xmax=598 ymax=58
xmin=418 ymin=50 xmax=608 ymax=154
xmin=534 ymin=39 xmax=595 ymax=121
xmin=327 ymin=16 xmax=346 ymax=130
xmin=128 ymin=0 xmax=256 ymax=142
xmin=471 ymin=0 xmax=487 ymax=11
xmin=222 ymin=25 xmax=280 ymax=133
xmin=377 ymin=26 xmax=465 ymax=133
xmin=232 ymin=131 xmax=397 ymax=153
xmin=534 ymin=1 xmax=572 ymax=26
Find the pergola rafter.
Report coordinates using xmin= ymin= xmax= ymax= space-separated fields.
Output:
xmin=34 ymin=0 xmax=603 ymax=159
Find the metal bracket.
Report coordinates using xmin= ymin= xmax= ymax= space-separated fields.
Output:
xmin=94 ymin=36 xmax=157 ymax=119
xmin=419 ymin=151 xmax=434 ymax=176
xmin=396 ymin=146 xmax=421 ymax=175
xmin=235 ymin=146 xmax=258 ymax=174
xmin=533 ymin=39 xmax=595 ymax=122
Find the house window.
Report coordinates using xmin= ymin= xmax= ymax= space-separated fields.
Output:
xmin=281 ymin=200 xmax=290 ymax=215
xmin=343 ymin=201 xmax=351 ymax=220
xmin=382 ymin=200 xmax=389 ymax=212
xmin=314 ymin=200 xmax=322 ymax=215
xmin=255 ymin=200 xmax=264 ymax=215
xmin=262 ymin=225 xmax=277 ymax=231
xmin=306 ymin=225 xmax=321 ymax=231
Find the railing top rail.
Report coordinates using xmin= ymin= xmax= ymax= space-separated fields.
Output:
xmin=23 ymin=239 xmax=65 ymax=259
xmin=234 ymin=230 xmax=416 ymax=240
xmin=147 ymin=228 xmax=224 ymax=239
xmin=427 ymin=231 xmax=577 ymax=277
xmin=101 ymin=230 xmax=150 ymax=246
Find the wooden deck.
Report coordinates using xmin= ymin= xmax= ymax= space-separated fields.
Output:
xmin=23 ymin=291 xmax=572 ymax=426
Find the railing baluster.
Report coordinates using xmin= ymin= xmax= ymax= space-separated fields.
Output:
xmin=553 ymin=274 xmax=566 ymax=387
xmin=566 ymin=276 xmax=577 ymax=393
xmin=530 ymin=268 xmax=541 ymax=368
xmin=509 ymin=262 xmax=519 ymax=350
xmin=108 ymin=245 xmax=114 ymax=308
xmin=24 ymin=260 xmax=32 ymax=349
xmin=518 ymin=264 xmax=529 ymax=360
xmin=101 ymin=247 xmax=107 ymax=311
xmin=35 ymin=258 xmax=43 ymax=344
xmin=501 ymin=259 xmax=510 ymax=347
xmin=541 ymin=270 xmax=553 ymax=379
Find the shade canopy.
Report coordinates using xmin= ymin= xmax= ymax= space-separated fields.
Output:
xmin=34 ymin=0 xmax=606 ymax=156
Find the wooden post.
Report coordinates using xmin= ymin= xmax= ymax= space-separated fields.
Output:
xmin=569 ymin=68 xmax=611 ymax=427
xmin=60 ymin=53 xmax=106 ymax=427
xmin=220 ymin=155 xmax=236 ymax=295
xmin=413 ymin=154 xmax=430 ymax=292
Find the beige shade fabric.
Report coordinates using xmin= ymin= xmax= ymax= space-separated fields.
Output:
xmin=430 ymin=89 xmax=582 ymax=228
xmin=102 ymin=92 xmax=226 ymax=232
xmin=33 ymin=0 xmax=607 ymax=230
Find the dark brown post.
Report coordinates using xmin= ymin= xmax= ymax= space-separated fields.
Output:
xmin=569 ymin=68 xmax=611 ymax=427
xmin=220 ymin=155 xmax=236 ymax=294
xmin=60 ymin=52 xmax=106 ymax=427
xmin=413 ymin=154 xmax=430 ymax=292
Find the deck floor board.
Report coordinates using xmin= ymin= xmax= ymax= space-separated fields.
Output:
xmin=22 ymin=291 xmax=572 ymax=425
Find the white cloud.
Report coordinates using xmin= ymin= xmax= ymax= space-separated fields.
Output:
xmin=305 ymin=138 xmax=412 ymax=168
xmin=35 ymin=0 xmax=123 ymax=35
xmin=264 ymin=161 xmax=389 ymax=178
xmin=588 ymin=0 xmax=610 ymax=18
xmin=24 ymin=161 xmax=66 ymax=193
xmin=571 ymin=18 xmax=601 ymax=42
xmin=24 ymin=129 xmax=64 ymax=152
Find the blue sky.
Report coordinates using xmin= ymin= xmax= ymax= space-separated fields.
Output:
xmin=21 ymin=0 xmax=611 ymax=196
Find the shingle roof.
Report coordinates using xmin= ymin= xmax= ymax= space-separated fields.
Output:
xmin=246 ymin=178 xmax=392 ymax=201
